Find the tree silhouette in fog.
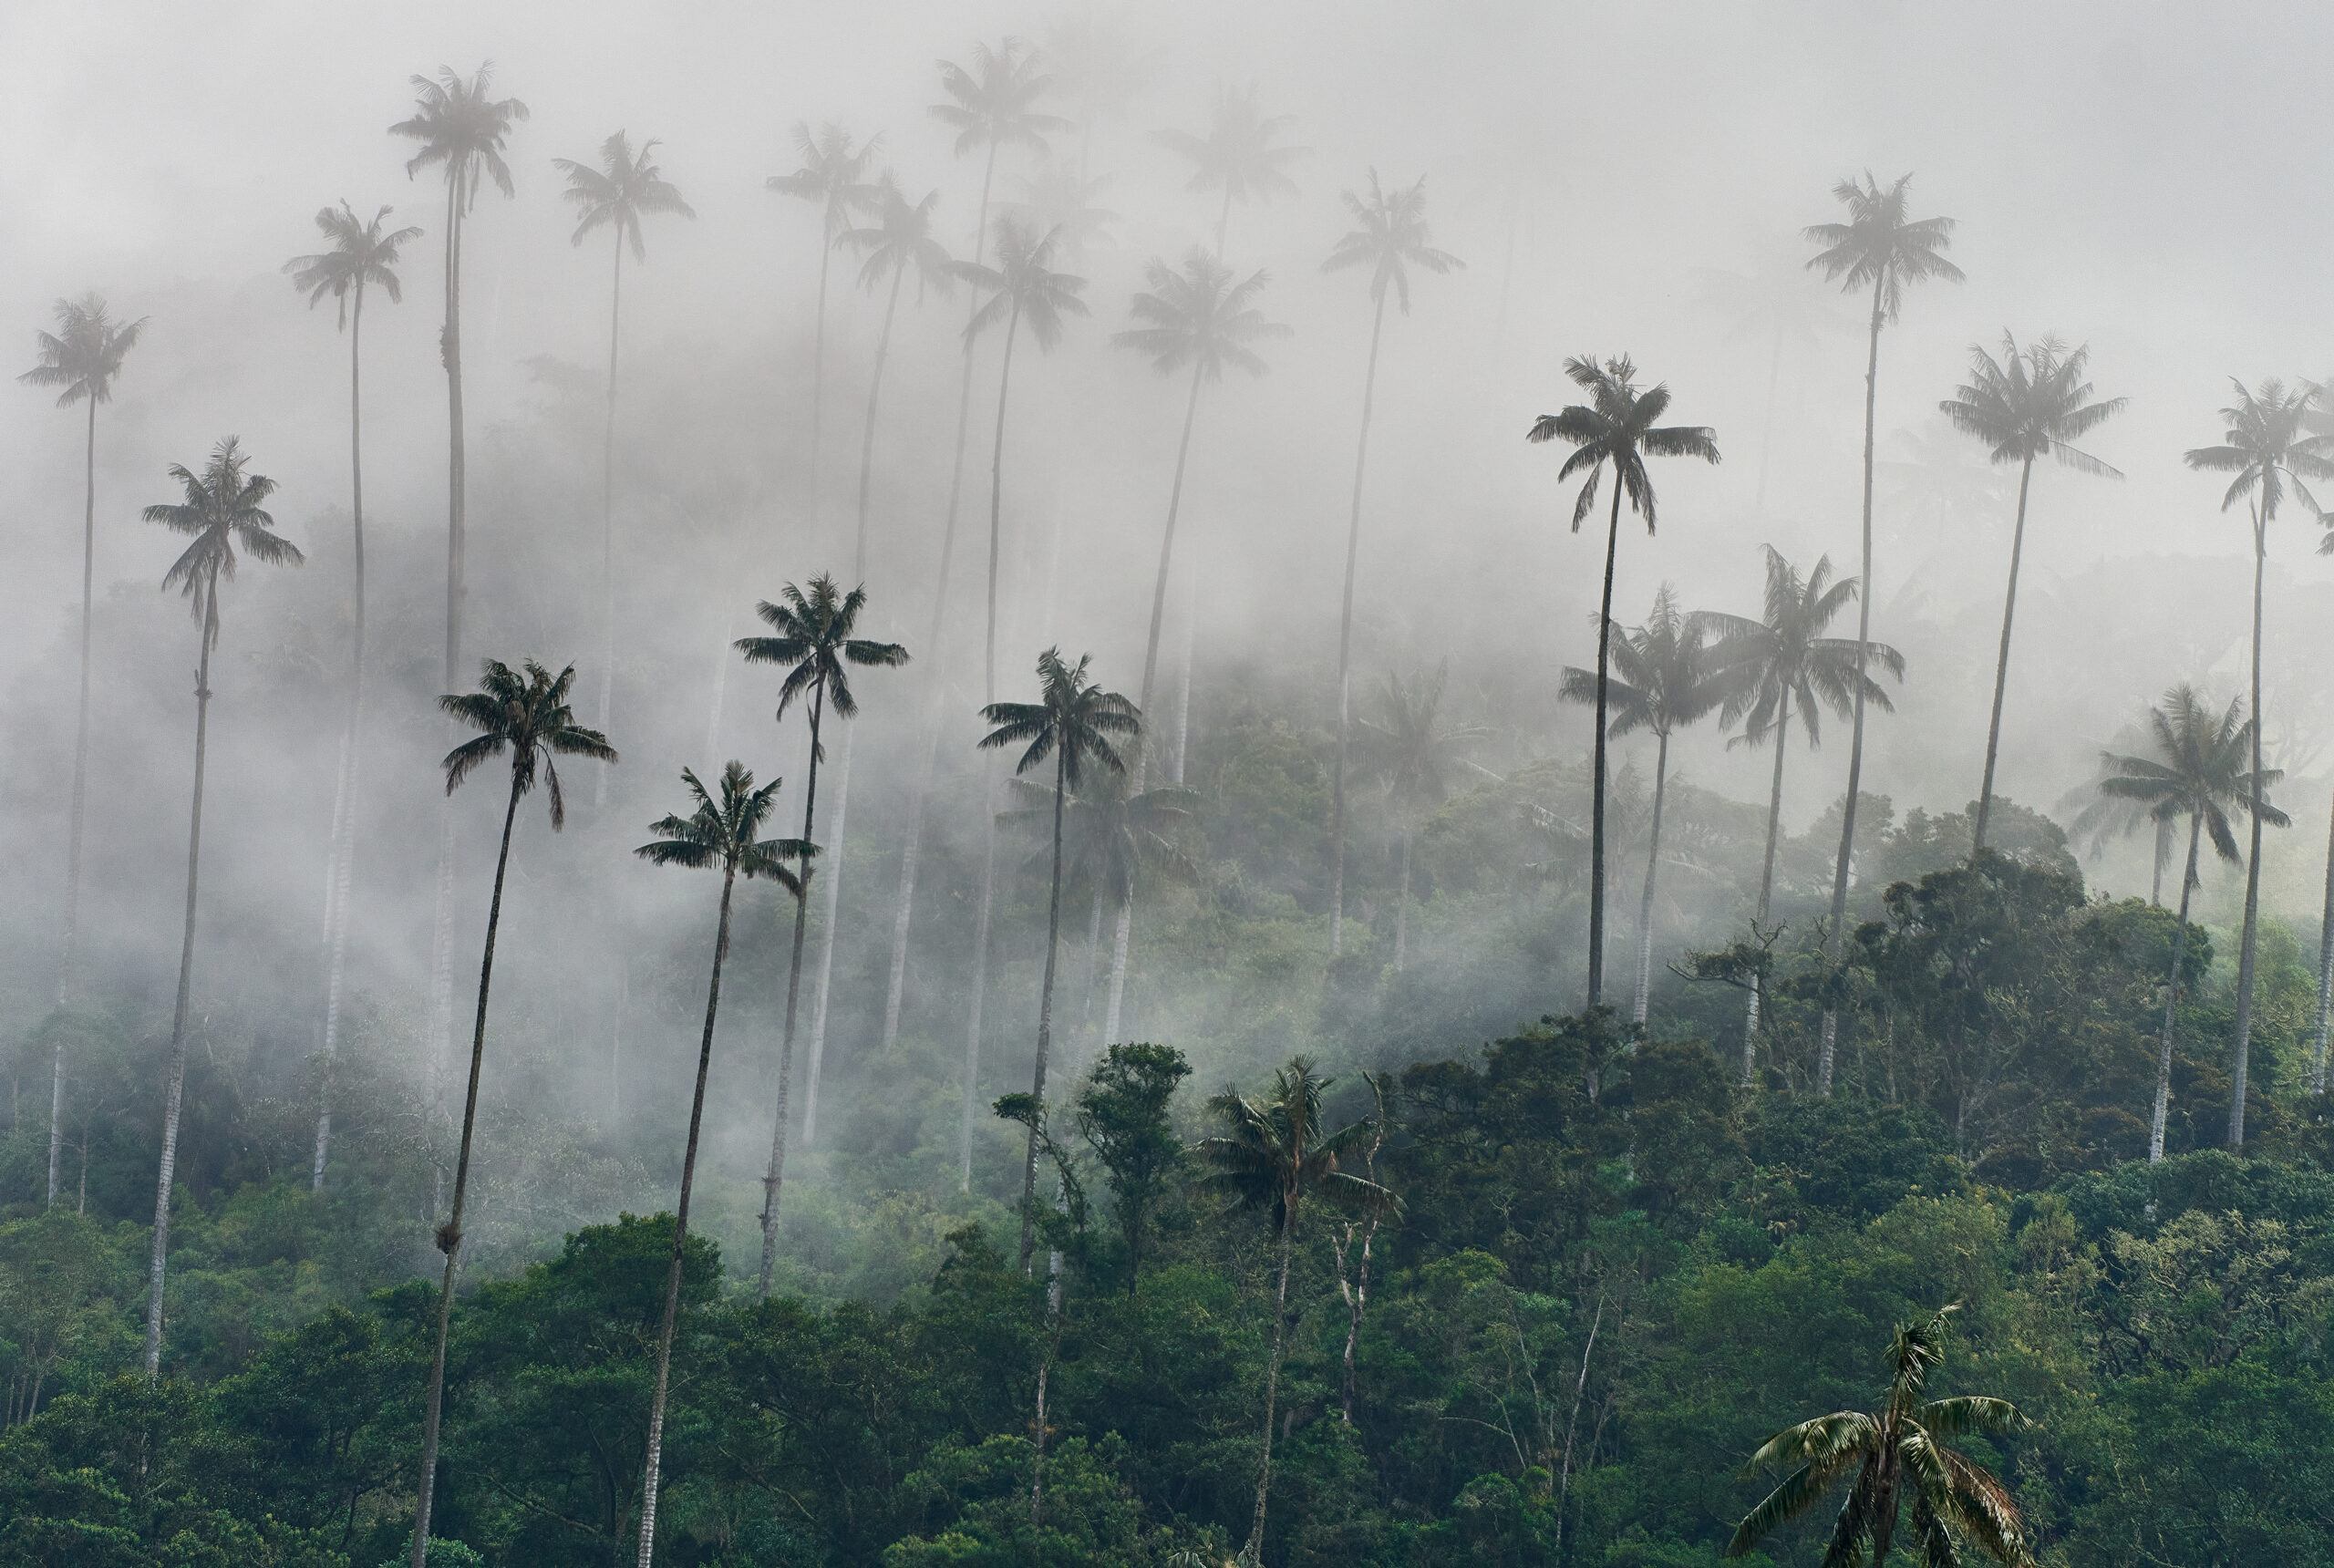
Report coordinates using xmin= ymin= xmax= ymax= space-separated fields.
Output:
xmin=1157 ymin=82 xmax=1303 ymax=255
xmin=1357 ymin=665 xmax=1485 ymax=975
xmin=768 ymin=121 xmax=880 ymax=515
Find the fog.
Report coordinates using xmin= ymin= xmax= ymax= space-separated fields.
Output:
xmin=5 ymin=0 xmax=2333 ymax=1282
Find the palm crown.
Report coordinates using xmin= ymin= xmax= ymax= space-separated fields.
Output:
xmin=1939 ymin=334 xmax=2123 ymax=476
xmin=21 ymin=294 xmax=146 ymax=407
xmin=144 ymin=439 xmax=303 ymax=637
xmin=961 ymin=218 xmax=1088 ymax=349
xmin=1004 ymin=160 xmax=1120 ymax=257
xmin=439 ymin=659 xmax=618 ymax=829
xmin=2184 ymin=377 xmax=2334 ymax=531
xmin=1157 ymin=83 xmax=1302 ymax=211
xmin=931 ymin=38 xmax=1068 ymax=158
xmin=2100 ymin=685 xmax=2286 ymax=865
xmin=1322 ymin=170 xmax=1461 ymax=312
xmin=767 ymin=122 xmax=880 ymax=242
xmin=1193 ymin=1057 xmax=1391 ymax=1231
xmin=980 ymin=648 xmax=1141 ymax=791
xmin=1114 ymin=250 xmax=1287 ymax=379
xmin=1803 ymin=170 xmax=1964 ymax=322
xmin=1358 ymin=665 xmax=1486 ymax=815
xmin=390 ymin=64 xmax=530 ymax=209
xmin=735 ymin=576 xmax=910 ymax=745
xmin=1527 ymin=355 xmax=1720 ymax=531
xmin=1560 ymin=584 xmax=1731 ymax=740
xmin=1004 ymin=772 xmax=1198 ymax=905
xmin=284 ymin=202 xmax=422 ymax=327
xmin=1705 ymin=547 xmax=1902 ymax=748
xmin=843 ymin=176 xmax=955 ymax=298
xmin=555 ymin=131 xmax=696 ymax=259
xmin=636 ymin=761 xmax=810 ymax=892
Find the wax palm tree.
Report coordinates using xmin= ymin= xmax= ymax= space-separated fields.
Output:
xmin=1004 ymin=160 xmax=1120 ymax=262
xmin=408 ymin=659 xmax=614 ymax=1568
xmin=1730 ymin=1307 xmax=2030 ymax=1568
xmin=880 ymin=38 xmax=1067 ymax=1065
xmin=1042 ymin=8 xmax=1160 ymax=187
xmin=1558 ymin=585 xmax=1732 ymax=1022
xmin=1357 ymin=665 xmax=1486 ymax=974
xmin=1114 ymin=252 xmax=1288 ymax=783
xmin=1703 ymin=549 xmax=1901 ymax=1075
xmin=2184 ymin=378 xmax=2333 ymax=1143
xmin=1526 ymin=355 xmax=1720 ymax=1007
xmin=2099 ymin=686 xmax=2281 ymax=1161
xmin=284 ymin=201 xmax=420 ymax=1190
xmin=1322 ymin=171 xmax=1461 ymax=958
xmin=1804 ymin=172 xmax=1962 ymax=1091
xmin=979 ymin=649 xmax=1141 ymax=1269
xmin=629 ymin=762 xmax=804 ymax=1568
xmin=1194 ymin=1057 xmax=1393 ymax=1563
xmin=736 ymin=578 xmax=907 ymax=1296
xmin=768 ymin=122 xmax=881 ymax=517
xmin=1938 ymin=334 xmax=2123 ymax=852
xmin=2303 ymin=381 xmax=2334 ymax=1093
xmin=138 ymin=439 xmax=302 ymax=1379
xmin=19 ymin=293 xmax=144 ymax=1204
xmin=1156 ymin=82 xmax=1303 ymax=255
xmin=555 ymin=130 xmax=695 ymax=792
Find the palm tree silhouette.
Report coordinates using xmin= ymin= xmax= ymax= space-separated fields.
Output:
xmin=880 ymin=38 xmax=1066 ymax=1068
xmin=284 ymin=201 xmax=419 ymax=1191
xmin=408 ymin=658 xmax=614 ymax=1568
xmin=2184 ymin=377 xmax=2334 ymax=1144
xmin=139 ymin=438 xmax=303 ymax=1377
xmin=1321 ymin=171 xmax=1461 ymax=960
xmin=629 ymin=762 xmax=804 ymax=1568
xmin=1803 ymin=171 xmax=1962 ymax=1092
xmin=555 ymin=130 xmax=695 ymax=799
xmin=1558 ymin=586 xmax=1730 ymax=1021
xmin=768 ymin=122 xmax=880 ymax=520
xmin=19 ymin=293 xmax=144 ymax=1204
xmin=1703 ymin=548 xmax=1901 ymax=1076
xmin=1003 ymin=159 xmax=1120 ymax=263
xmin=736 ymin=577 xmax=906 ymax=1295
xmin=1194 ymin=1057 xmax=1392 ymax=1563
xmin=1357 ymin=665 xmax=1485 ymax=974
xmin=978 ymin=649 xmax=1141 ymax=1270
xmin=1938 ymin=334 xmax=2123 ymax=852
xmin=1156 ymin=82 xmax=1303 ymax=256
xmin=2099 ymin=686 xmax=2282 ymax=1161
xmin=1527 ymin=355 xmax=1720 ymax=1009
xmin=1042 ymin=9 xmax=1160 ymax=188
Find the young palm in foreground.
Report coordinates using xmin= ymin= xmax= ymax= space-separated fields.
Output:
xmin=1730 ymin=1306 xmax=2030 ymax=1568
xmin=979 ymin=648 xmax=1141 ymax=1271
xmin=629 ymin=762 xmax=804 ymax=1568
xmin=408 ymin=659 xmax=614 ymax=1568
xmin=141 ymin=439 xmax=303 ymax=1377
xmin=2099 ymin=686 xmax=2282 ymax=1161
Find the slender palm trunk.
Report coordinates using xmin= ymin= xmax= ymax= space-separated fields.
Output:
xmin=428 ymin=183 xmax=470 ymax=1154
xmin=1394 ymin=827 xmax=1415 ymax=974
xmin=1245 ymin=1196 xmax=1296 ymax=1561
xmin=809 ymin=211 xmax=832 ymax=525
xmin=802 ymin=717 xmax=852 ymax=1146
xmin=2152 ymin=814 xmax=2203 ymax=1162
xmin=1971 ymin=455 xmax=2035 ymax=854
xmin=1585 ymin=476 xmax=1624 ymax=1009
xmin=315 ymin=283 xmax=370 ymax=1190
xmin=1754 ymin=326 xmax=1782 ymax=515
xmin=883 ymin=150 xmax=997 ymax=1057
xmin=634 ymin=860 xmax=738 ymax=1568
xmin=1137 ymin=367 xmax=1207 ymax=783
xmin=855 ymin=266 xmax=907 ymax=557
xmin=1103 ymin=891 xmax=1132 ymax=1046
xmin=759 ymin=682 xmax=825 ymax=1297
xmin=1818 ymin=273 xmax=1888 ymax=1096
xmin=2315 ymin=785 xmax=2334 ymax=1095
xmin=1634 ymin=730 xmax=1670 ymax=1024
xmin=409 ymin=770 xmax=525 ymax=1568
xmin=1017 ymin=749 xmax=1070 ymax=1272
xmin=1169 ymin=577 xmax=1197 ymax=785
xmin=50 ymin=395 xmax=99 ymax=1205
xmin=1329 ymin=291 xmax=1389 ymax=957
xmin=2229 ymin=507 xmax=2267 ymax=1149
xmin=1078 ymin=882 xmax=1104 ymax=1041
xmin=1743 ymin=693 xmax=1792 ymax=1078
xmin=2153 ymin=817 xmax=2169 ymax=907
xmin=594 ymin=233 xmax=624 ymax=808
xmin=985 ymin=306 xmax=1024 ymax=712
xmin=144 ymin=576 xmax=219 ymax=1377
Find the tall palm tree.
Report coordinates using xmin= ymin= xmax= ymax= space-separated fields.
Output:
xmin=1114 ymin=251 xmax=1287 ymax=785
xmin=19 ymin=293 xmax=144 ymax=1206
xmin=1321 ymin=171 xmax=1461 ymax=958
xmin=629 ymin=763 xmax=803 ymax=1568
xmin=554 ymin=130 xmax=695 ymax=797
xmin=2099 ymin=686 xmax=2281 ymax=1161
xmin=1557 ymin=586 xmax=1731 ymax=1022
xmin=881 ymin=38 xmax=1066 ymax=1063
xmin=1938 ymin=334 xmax=2123 ymax=852
xmin=139 ymin=439 xmax=302 ymax=1377
xmin=284 ymin=201 xmax=420 ymax=1191
xmin=1730 ymin=1307 xmax=2030 ymax=1568
xmin=1194 ymin=1057 xmax=1391 ymax=1563
xmin=1042 ymin=8 xmax=1160 ymax=188
xmin=736 ymin=578 xmax=907 ymax=1297
xmin=1357 ymin=665 xmax=1486 ymax=974
xmin=1804 ymin=171 xmax=1962 ymax=1090
xmin=391 ymin=62 xmax=529 ymax=1127
xmin=1156 ymin=82 xmax=1303 ymax=257
xmin=1527 ymin=355 xmax=1720 ymax=1009
xmin=2184 ymin=378 xmax=2333 ymax=1145
xmin=978 ymin=649 xmax=1141 ymax=1270
xmin=768 ymin=122 xmax=881 ymax=520
xmin=1704 ymin=549 xmax=1901 ymax=1076
xmin=2303 ymin=381 xmax=2334 ymax=1094
xmin=408 ymin=659 xmax=614 ymax=1568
